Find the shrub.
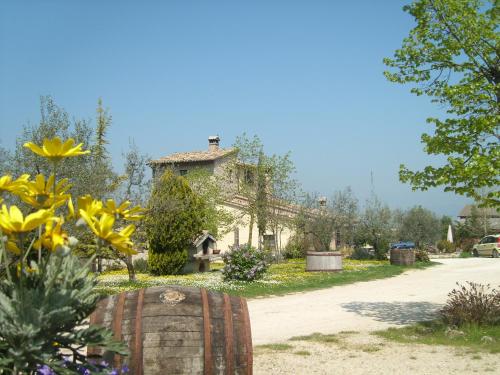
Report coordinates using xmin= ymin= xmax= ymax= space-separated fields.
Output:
xmin=148 ymin=250 xmax=188 ymax=275
xmin=133 ymin=257 xmax=149 ymax=273
xmin=350 ymin=247 xmax=374 ymax=260
xmin=145 ymin=170 xmax=206 ymax=274
xmin=415 ymin=249 xmax=430 ymax=262
xmin=222 ymin=245 xmax=269 ymax=281
xmin=458 ymin=238 xmax=476 ymax=252
xmin=437 ymin=240 xmax=455 ymax=253
xmin=440 ymin=282 xmax=500 ymax=327
xmin=283 ymin=235 xmax=306 ymax=259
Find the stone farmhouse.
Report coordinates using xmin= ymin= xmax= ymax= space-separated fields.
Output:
xmin=149 ymin=136 xmax=297 ymax=253
xmin=458 ymin=204 xmax=500 ymax=232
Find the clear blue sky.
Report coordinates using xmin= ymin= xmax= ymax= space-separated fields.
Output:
xmin=0 ymin=0 xmax=470 ymax=217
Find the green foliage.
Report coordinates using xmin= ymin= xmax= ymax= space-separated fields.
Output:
xmin=222 ymin=245 xmax=269 ymax=281
xmin=376 ymin=320 xmax=500 ymax=353
xmin=283 ymin=235 xmax=307 ymax=259
xmin=0 ymin=252 xmax=126 ymax=373
xmin=459 ymin=250 xmax=472 ymax=258
xmin=120 ymin=139 xmax=150 ymax=206
xmin=354 ymin=195 xmax=393 ymax=259
xmin=147 ymin=250 xmax=188 ymax=275
xmin=437 ymin=239 xmax=456 ymax=253
xmin=415 ymin=249 xmax=430 ymax=262
xmin=330 ymin=187 xmax=358 ymax=247
xmin=185 ymin=168 xmax=235 ymax=237
xmin=455 ymin=205 xmax=491 ymax=243
xmin=256 ymin=151 xmax=268 ymax=242
xmin=384 ymin=0 xmax=499 ymax=207
xmin=350 ymin=247 xmax=375 ymax=260
xmin=146 ymin=170 xmax=205 ymax=256
xmin=441 ymin=282 xmax=500 ymax=327
xmin=232 ymin=133 xmax=299 ymax=249
xmin=132 ymin=257 xmax=149 ymax=273
xmin=12 ymin=97 xmax=95 ymax=200
xmin=397 ymin=206 xmax=442 ymax=247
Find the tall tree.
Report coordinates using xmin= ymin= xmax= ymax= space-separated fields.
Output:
xmin=397 ymin=205 xmax=442 ymax=247
xmin=330 ymin=187 xmax=358 ymax=247
xmin=91 ymin=98 xmax=118 ymax=200
xmin=145 ymin=170 xmax=207 ymax=275
xmin=13 ymin=96 xmax=95 ymax=199
xmin=256 ymin=151 xmax=268 ymax=248
xmin=384 ymin=0 xmax=499 ymax=207
xmin=265 ymin=152 xmax=299 ymax=255
xmin=120 ymin=139 xmax=150 ymax=205
xmin=355 ymin=195 xmax=393 ymax=259
xmin=185 ymin=167 xmax=235 ymax=237
xmin=232 ymin=134 xmax=265 ymax=246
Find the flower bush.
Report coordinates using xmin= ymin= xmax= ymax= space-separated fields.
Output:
xmin=440 ymin=282 xmax=500 ymax=327
xmin=221 ymin=244 xmax=269 ymax=281
xmin=0 ymin=137 xmax=144 ymax=373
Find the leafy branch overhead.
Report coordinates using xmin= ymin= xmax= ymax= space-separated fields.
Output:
xmin=384 ymin=0 xmax=499 ymax=207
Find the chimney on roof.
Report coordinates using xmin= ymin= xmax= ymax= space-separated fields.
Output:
xmin=208 ymin=136 xmax=220 ymax=152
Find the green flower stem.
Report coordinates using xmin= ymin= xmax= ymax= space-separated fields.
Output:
xmin=38 ymin=225 xmax=42 ymax=264
xmin=0 ymin=234 xmax=12 ymax=282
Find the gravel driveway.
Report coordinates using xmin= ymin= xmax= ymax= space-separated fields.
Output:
xmin=248 ymin=258 xmax=500 ymax=345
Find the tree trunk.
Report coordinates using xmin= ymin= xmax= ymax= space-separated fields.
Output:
xmin=124 ymin=255 xmax=136 ymax=282
xmin=248 ymin=213 xmax=254 ymax=246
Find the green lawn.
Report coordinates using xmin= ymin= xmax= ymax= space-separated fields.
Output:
xmin=95 ymin=259 xmax=437 ymax=298
xmin=375 ymin=321 xmax=500 ymax=354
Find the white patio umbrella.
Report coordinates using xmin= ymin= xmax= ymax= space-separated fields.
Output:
xmin=447 ymin=224 xmax=453 ymax=243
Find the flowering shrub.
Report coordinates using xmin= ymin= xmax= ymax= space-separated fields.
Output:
xmin=221 ymin=244 xmax=269 ymax=281
xmin=0 ymin=137 xmax=144 ymax=373
xmin=440 ymin=282 xmax=500 ymax=327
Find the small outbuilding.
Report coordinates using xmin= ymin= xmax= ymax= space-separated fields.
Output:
xmin=182 ymin=231 xmax=218 ymax=273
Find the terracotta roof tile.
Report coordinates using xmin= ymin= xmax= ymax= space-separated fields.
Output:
xmin=150 ymin=147 xmax=236 ymax=164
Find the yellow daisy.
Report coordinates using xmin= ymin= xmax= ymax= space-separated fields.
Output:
xmin=102 ymin=199 xmax=145 ymax=221
xmin=77 ymin=195 xmax=103 ymax=217
xmin=79 ymin=211 xmax=136 ymax=255
xmin=34 ymin=217 xmax=69 ymax=252
xmin=24 ymin=137 xmax=90 ymax=161
xmin=0 ymin=205 xmax=52 ymax=234
xmin=19 ymin=174 xmax=71 ymax=209
xmin=0 ymin=174 xmax=30 ymax=194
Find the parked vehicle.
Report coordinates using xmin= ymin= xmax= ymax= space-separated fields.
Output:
xmin=472 ymin=234 xmax=500 ymax=258
xmin=390 ymin=241 xmax=416 ymax=250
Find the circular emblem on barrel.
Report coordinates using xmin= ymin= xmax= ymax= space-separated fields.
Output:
xmin=160 ymin=289 xmax=186 ymax=305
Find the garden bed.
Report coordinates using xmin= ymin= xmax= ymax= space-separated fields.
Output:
xmin=95 ymin=259 xmax=436 ymax=298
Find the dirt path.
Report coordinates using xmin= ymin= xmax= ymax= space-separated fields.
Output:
xmin=248 ymin=258 xmax=500 ymax=345
xmin=253 ymin=331 xmax=500 ymax=375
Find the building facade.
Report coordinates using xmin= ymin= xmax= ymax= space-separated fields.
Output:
xmin=149 ymin=136 xmax=296 ymax=253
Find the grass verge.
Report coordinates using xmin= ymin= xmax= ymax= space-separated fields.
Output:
xmin=96 ymin=259 xmax=437 ymax=298
xmin=375 ymin=320 xmax=500 ymax=354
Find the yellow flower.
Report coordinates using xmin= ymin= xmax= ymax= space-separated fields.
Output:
xmin=3 ymin=235 xmax=21 ymax=255
xmin=0 ymin=174 xmax=30 ymax=194
xmin=102 ymin=199 xmax=145 ymax=221
xmin=24 ymin=137 xmax=90 ymax=161
xmin=77 ymin=195 xmax=103 ymax=217
xmin=19 ymin=174 xmax=71 ymax=209
xmin=67 ymin=197 xmax=75 ymax=219
xmin=34 ymin=217 xmax=69 ymax=252
xmin=0 ymin=205 xmax=52 ymax=234
xmin=79 ymin=211 xmax=136 ymax=255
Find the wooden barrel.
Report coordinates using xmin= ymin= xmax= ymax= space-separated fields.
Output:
xmin=306 ymin=251 xmax=342 ymax=272
xmin=390 ymin=249 xmax=415 ymax=266
xmin=89 ymin=286 xmax=252 ymax=375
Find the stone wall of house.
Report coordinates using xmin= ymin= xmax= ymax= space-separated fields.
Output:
xmin=215 ymin=203 xmax=295 ymax=253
